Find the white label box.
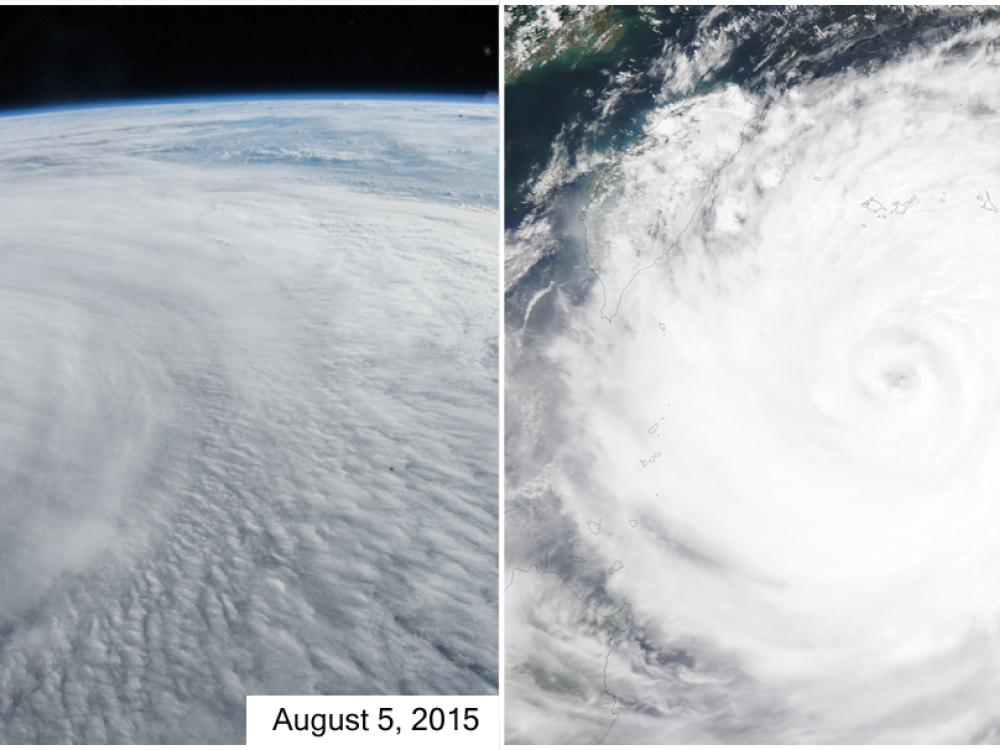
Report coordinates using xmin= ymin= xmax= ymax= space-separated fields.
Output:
xmin=247 ymin=695 xmax=498 ymax=749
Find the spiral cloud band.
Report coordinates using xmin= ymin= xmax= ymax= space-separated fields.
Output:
xmin=0 ymin=99 xmax=498 ymax=743
xmin=506 ymin=8 xmax=1000 ymax=743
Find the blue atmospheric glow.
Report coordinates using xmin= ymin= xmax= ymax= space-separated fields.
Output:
xmin=0 ymin=92 xmax=497 ymax=120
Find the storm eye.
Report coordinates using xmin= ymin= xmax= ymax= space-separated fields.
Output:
xmin=505 ymin=5 xmax=1000 ymax=745
xmin=884 ymin=367 xmax=913 ymax=392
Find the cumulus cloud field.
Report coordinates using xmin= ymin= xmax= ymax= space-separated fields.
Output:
xmin=0 ymin=98 xmax=498 ymax=743
xmin=506 ymin=8 xmax=1000 ymax=744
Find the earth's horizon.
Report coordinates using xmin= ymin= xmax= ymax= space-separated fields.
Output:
xmin=0 ymin=95 xmax=499 ymax=743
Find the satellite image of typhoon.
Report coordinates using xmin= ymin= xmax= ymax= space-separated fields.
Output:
xmin=0 ymin=97 xmax=497 ymax=743
xmin=505 ymin=5 xmax=1000 ymax=744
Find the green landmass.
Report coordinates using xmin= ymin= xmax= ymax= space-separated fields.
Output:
xmin=505 ymin=5 xmax=627 ymax=82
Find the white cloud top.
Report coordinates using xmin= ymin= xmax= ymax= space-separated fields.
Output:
xmin=507 ymin=15 xmax=1000 ymax=744
xmin=0 ymin=98 xmax=498 ymax=743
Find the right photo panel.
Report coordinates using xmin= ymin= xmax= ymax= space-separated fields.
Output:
xmin=504 ymin=5 xmax=1000 ymax=744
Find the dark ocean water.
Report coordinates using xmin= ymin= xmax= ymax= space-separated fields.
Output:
xmin=506 ymin=6 xmax=1000 ymax=743
xmin=505 ymin=7 xmax=666 ymax=229
xmin=505 ymin=5 xmax=1000 ymax=231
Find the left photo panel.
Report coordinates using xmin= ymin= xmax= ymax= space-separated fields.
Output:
xmin=0 ymin=6 xmax=499 ymax=744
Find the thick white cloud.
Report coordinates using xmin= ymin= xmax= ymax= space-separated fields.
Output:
xmin=0 ymin=98 xmax=497 ymax=743
xmin=507 ymin=14 xmax=1000 ymax=744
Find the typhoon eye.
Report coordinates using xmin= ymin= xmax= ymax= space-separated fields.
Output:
xmin=506 ymin=5 xmax=1000 ymax=744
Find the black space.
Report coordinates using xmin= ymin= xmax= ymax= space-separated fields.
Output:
xmin=0 ymin=6 xmax=498 ymax=112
